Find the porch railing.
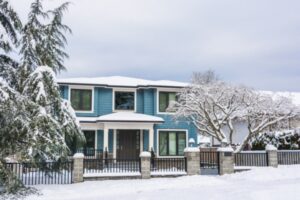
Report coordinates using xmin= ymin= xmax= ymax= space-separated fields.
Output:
xmin=83 ymin=158 xmax=141 ymax=175
xmin=150 ymin=158 xmax=186 ymax=173
xmin=75 ymin=149 xmax=103 ymax=159
xmin=235 ymin=151 xmax=268 ymax=167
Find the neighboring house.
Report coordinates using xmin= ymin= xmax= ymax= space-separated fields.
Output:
xmin=58 ymin=76 xmax=198 ymax=159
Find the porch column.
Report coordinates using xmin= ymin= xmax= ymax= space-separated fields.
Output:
xmin=149 ymin=128 xmax=154 ymax=152
xmin=103 ymin=127 xmax=109 ymax=153
xmin=140 ymin=129 xmax=143 ymax=152
xmin=113 ymin=129 xmax=117 ymax=159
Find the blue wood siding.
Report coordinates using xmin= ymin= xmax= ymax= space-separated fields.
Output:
xmin=59 ymin=85 xmax=69 ymax=100
xmin=136 ymin=89 xmax=144 ymax=113
xmin=143 ymin=130 xmax=149 ymax=151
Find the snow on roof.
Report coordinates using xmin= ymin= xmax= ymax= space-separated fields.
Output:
xmin=78 ymin=112 xmax=164 ymax=123
xmin=261 ymin=91 xmax=300 ymax=106
xmin=58 ymin=76 xmax=188 ymax=88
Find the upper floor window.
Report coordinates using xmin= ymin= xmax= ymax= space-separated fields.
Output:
xmin=70 ymin=89 xmax=92 ymax=111
xmin=159 ymin=92 xmax=177 ymax=113
xmin=114 ymin=91 xmax=135 ymax=111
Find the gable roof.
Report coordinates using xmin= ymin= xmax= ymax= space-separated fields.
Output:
xmin=57 ymin=76 xmax=188 ymax=88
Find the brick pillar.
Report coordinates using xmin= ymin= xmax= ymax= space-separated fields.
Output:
xmin=140 ymin=152 xmax=151 ymax=179
xmin=266 ymin=144 xmax=278 ymax=168
xmin=218 ymin=147 xmax=234 ymax=175
xmin=73 ymin=153 xmax=84 ymax=183
xmin=184 ymin=147 xmax=200 ymax=175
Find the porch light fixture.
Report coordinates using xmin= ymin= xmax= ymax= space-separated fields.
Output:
xmin=188 ymin=138 xmax=195 ymax=147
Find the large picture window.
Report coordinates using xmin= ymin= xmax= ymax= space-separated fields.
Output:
xmin=159 ymin=92 xmax=177 ymax=113
xmin=159 ymin=131 xmax=186 ymax=156
xmin=70 ymin=89 xmax=92 ymax=111
xmin=114 ymin=91 xmax=135 ymax=111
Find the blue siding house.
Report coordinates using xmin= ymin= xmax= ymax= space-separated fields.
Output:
xmin=58 ymin=76 xmax=198 ymax=159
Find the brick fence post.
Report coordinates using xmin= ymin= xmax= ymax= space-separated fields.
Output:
xmin=266 ymin=144 xmax=278 ymax=168
xmin=184 ymin=147 xmax=200 ymax=175
xmin=73 ymin=153 xmax=84 ymax=183
xmin=140 ymin=152 xmax=151 ymax=179
xmin=218 ymin=146 xmax=234 ymax=175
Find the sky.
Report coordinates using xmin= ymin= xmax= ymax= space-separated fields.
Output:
xmin=10 ymin=0 xmax=300 ymax=92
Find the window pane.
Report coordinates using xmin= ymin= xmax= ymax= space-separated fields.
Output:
xmin=159 ymin=132 xmax=168 ymax=156
xmin=71 ymin=89 xmax=92 ymax=111
xmin=169 ymin=132 xmax=177 ymax=156
xmin=159 ymin=92 xmax=168 ymax=112
xmin=82 ymin=90 xmax=92 ymax=110
xmin=177 ymin=133 xmax=186 ymax=156
xmin=71 ymin=90 xmax=81 ymax=110
xmin=167 ymin=93 xmax=176 ymax=112
xmin=115 ymin=92 xmax=135 ymax=110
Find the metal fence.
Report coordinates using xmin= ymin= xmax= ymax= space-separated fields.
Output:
xmin=278 ymin=150 xmax=300 ymax=165
xmin=150 ymin=158 xmax=186 ymax=173
xmin=75 ymin=149 xmax=103 ymax=159
xmin=4 ymin=161 xmax=73 ymax=185
xmin=200 ymin=151 xmax=220 ymax=170
xmin=235 ymin=151 xmax=268 ymax=167
xmin=83 ymin=158 xmax=141 ymax=174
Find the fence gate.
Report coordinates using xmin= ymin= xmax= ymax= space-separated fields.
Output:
xmin=200 ymin=151 xmax=220 ymax=175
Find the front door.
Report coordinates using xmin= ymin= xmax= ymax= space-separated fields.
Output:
xmin=117 ymin=130 xmax=140 ymax=159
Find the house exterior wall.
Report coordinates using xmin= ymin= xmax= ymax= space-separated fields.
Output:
xmin=59 ymin=85 xmax=198 ymax=155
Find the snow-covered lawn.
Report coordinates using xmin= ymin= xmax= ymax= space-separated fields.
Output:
xmin=25 ymin=165 xmax=300 ymax=200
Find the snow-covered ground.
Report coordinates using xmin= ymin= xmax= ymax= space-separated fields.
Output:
xmin=24 ymin=165 xmax=299 ymax=200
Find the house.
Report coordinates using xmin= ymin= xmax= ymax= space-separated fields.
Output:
xmin=58 ymin=76 xmax=198 ymax=159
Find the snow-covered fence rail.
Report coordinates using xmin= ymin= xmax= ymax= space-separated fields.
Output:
xmin=234 ymin=151 xmax=268 ymax=167
xmin=150 ymin=158 xmax=186 ymax=174
xmin=83 ymin=158 xmax=141 ymax=175
xmin=278 ymin=150 xmax=300 ymax=165
xmin=4 ymin=161 xmax=73 ymax=185
xmin=75 ymin=148 xmax=103 ymax=159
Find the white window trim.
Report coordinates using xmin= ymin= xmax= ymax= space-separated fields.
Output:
xmin=68 ymin=85 xmax=94 ymax=113
xmin=112 ymin=88 xmax=137 ymax=113
xmin=156 ymin=88 xmax=181 ymax=115
xmin=156 ymin=129 xmax=188 ymax=158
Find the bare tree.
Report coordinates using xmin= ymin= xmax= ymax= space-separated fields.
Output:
xmin=236 ymin=91 xmax=300 ymax=152
xmin=174 ymin=72 xmax=247 ymax=146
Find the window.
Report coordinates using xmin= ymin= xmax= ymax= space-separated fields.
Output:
xmin=159 ymin=131 xmax=186 ymax=156
xmin=70 ymin=89 xmax=92 ymax=111
xmin=114 ymin=91 xmax=135 ymax=111
xmin=159 ymin=92 xmax=177 ymax=113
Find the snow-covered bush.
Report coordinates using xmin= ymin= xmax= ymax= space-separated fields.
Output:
xmin=251 ymin=130 xmax=300 ymax=150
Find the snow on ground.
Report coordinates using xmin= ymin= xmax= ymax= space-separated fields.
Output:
xmin=24 ymin=165 xmax=300 ymax=200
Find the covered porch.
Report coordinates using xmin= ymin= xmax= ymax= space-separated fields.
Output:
xmin=78 ymin=112 xmax=164 ymax=159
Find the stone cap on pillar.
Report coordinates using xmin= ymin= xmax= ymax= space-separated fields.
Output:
xmin=217 ymin=146 xmax=234 ymax=152
xmin=140 ymin=151 xmax=151 ymax=157
xmin=73 ymin=153 xmax=84 ymax=159
xmin=184 ymin=147 xmax=200 ymax=153
xmin=265 ymin=144 xmax=277 ymax=151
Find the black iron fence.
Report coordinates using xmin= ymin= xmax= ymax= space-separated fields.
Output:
xmin=84 ymin=158 xmax=141 ymax=174
xmin=200 ymin=151 xmax=220 ymax=170
xmin=235 ymin=151 xmax=268 ymax=167
xmin=278 ymin=150 xmax=300 ymax=165
xmin=150 ymin=158 xmax=186 ymax=173
xmin=4 ymin=161 xmax=73 ymax=185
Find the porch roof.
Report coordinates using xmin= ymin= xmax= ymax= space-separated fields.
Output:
xmin=78 ymin=112 xmax=164 ymax=123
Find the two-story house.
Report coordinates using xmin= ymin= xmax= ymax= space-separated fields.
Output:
xmin=58 ymin=76 xmax=198 ymax=159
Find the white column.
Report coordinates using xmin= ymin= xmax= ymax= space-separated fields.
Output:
xmin=149 ymin=128 xmax=154 ymax=151
xmin=103 ymin=127 xmax=109 ymax=152
xmin=113 ymin=129 xmax=117 ymax=159
xmin=140 ymin=130 xmax=143 ymax=153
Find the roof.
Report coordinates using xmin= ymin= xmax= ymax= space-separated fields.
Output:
xmin=58 ymin=76 xmax=188 ymax=88
xmin=78 ymin=112 xmax=164 ymax=123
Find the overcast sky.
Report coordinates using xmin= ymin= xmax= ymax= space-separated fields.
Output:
xmin=10 ymin=0 xmax=300 ymax=91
